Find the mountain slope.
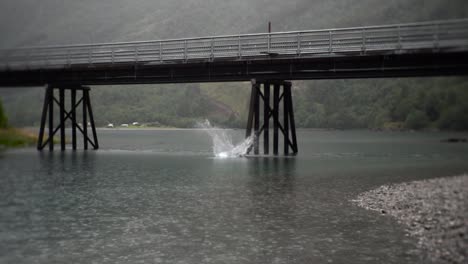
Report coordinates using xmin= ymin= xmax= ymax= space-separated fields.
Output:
xmin=1 ymin=0 xmax=467 ymax=48
xmin=1 ymin=1 xmax=468 ymax=130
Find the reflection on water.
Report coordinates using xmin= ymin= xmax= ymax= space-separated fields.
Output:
xmin=1 ymin=130 xmax=468 ymax=263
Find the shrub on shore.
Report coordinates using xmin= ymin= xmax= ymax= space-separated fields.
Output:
xmin=0 ymin=99 xmax=7 ymax=129
xmin=0 ymin=99 xmax=37 ymax=148
xmin=0 ymin=128 xmax=37 ymax=148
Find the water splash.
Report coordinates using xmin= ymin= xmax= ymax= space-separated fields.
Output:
xmin=197 ymin=120 xmax=254 ymax=158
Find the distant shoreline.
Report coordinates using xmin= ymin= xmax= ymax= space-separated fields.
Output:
xmin=97 ymin=127 xmax=333 ymax=131
xmin=98 ymin=127 xmax=239 ymax=131
xmin=22 ymin=127 xmax=332 ymax=131
xmin=19 ymin=126 xmax=468 ymax=133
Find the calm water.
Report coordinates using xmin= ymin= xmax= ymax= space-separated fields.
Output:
xmin=1 ymin=129 xmax=468 ymax=264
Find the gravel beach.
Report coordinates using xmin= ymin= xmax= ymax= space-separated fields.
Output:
xmin=354 ymin=175 xmax=468 ymax=264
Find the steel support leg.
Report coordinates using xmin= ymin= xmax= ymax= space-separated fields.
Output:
xmin=83 ymin=89 xmax=88 ymax=150
xmin=245 ymin=80 xmax=298 ymax=156
xmin=287 ymin=82 xmax=298 ymax=154
xmin=36 ymin=85 xmax=99 ymax=151
xmin=246 ymin=80 xmax=256 ymax=138
xmin=48 ymin=88 xmax=54 ymax=151
xmin=283 ymin=85 xmax=290 ymax=155
xmin=85 ymin=88 xmax=99 ymax=150
xmin=59 ymin=88 xmax=66 ymax=151
xmin=71 ymin=87 xmax=77 ymax=150
xmin=37 ymin=86 xmax=50 ymax=150
xmin=273 ymin=84 xmax=280 ymax=155
xmin=263 ymin=83 xmax=270 ymax=155
xmin=253 ymin=84 xmax=260 ymax=155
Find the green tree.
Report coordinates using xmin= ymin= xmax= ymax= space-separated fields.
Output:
xmin=0 ymin=98 xmax=8 ymax=128
xmin=438 ymin=105 xmax=468 ymax=130
xmin=405 ymin=110 xmax=429 ymax=130
xmin=424 ymin=92 xmax=441 ymax=121
xmin=392 ymin=98 xmax=414 ymax=122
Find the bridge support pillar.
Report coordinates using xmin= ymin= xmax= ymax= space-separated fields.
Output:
xmin=37 ymin=85 xmax=99 ymax=151
xmin=246 ymin=79 xmax=298 ymax=155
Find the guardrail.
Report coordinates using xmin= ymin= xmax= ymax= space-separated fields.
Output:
xmin=1 ymin=19 xmax=468 ymax=70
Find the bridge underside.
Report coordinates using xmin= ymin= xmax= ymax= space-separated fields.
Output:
xmin=2 ymin=18 xmax=468 ymax=154
xmin=1 ymin=51 xmax=468 ymax=87
xmin=6 ymin=51 xmax=468 ymax=154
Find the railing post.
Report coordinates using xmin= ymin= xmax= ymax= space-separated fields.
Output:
xmin=44 ymin=50 xmax=48 ymax=67
xmin=135 ymin=46 xmax=139 ymax=63
xmin=2 ymin=50 xmax=8 ymax=70
xmin=111 ymin=47 xmax=115 ymax=64
xmin=433 ymin=23 xmax=440 ymax=50
xmin=159 ymin=42 xmax=163 ymax=63
xmin=397 ymin=26 xmax=402 ymax=51
xmin=268 ymin=33 xmax=271 ymax=53
xmin=362 ymin=29 xmax=366 ymax=54
xmin=329 ymin=30 xmax=333 ymax=53
xmin=238 ymin=36 xmax=241 ymax=59
xmin=66 ymin=49 xmax=71 ymax=67
xmin=1 ymin=50 xmax=6 ymax=69
xmin=297 ymin=33 xmax=302 ymax=56
xmin=26 ymin=50 xmax=31 ymax=69
xmin=184 ymin=40 xmax=188 ymax=62
xmin=211 ymin=38 xmax=215 ymax=61
xmin=88 ymin=48 xmax=92 ymax=66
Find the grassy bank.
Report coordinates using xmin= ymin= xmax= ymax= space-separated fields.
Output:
xmin=0 ymin=128 xmax=37 ymax=148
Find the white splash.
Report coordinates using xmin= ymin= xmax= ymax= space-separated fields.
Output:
xmin=197 ymin=120 xmax=254 ymax=158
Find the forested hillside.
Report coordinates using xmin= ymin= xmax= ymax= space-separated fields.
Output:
xmin=294 ymin=78 xmax=468 ymax=130
xmin=1 ymin=0 xmax=468 ymax=130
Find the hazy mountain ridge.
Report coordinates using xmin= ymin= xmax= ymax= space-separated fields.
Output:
xmin=1 ymin=0 xmax=467 ymax=48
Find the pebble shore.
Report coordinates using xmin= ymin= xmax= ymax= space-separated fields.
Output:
xmin=354 ymin=175 xmax=468 ymax=264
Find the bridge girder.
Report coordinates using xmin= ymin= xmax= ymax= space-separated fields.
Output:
xmin=1 ymin=51 xmax=468 ymax=87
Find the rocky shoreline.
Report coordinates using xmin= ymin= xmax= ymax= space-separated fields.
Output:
xmin=354 ymin=175 xmax=468 ymax=264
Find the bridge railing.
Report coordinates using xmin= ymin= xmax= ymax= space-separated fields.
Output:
xmin=1 ymin=19 xmax=468 ymax=70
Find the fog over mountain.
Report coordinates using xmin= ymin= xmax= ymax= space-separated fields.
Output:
xmin=1 ymin=0 xmax=468 ymax=130
xmin=1 ymin=0 xmax=467 ymax=48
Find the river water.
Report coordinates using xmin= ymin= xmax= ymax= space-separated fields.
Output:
xmin=1 ymin=129 xmax=468 ymax=264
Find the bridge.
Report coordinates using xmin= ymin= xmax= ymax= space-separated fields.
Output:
xmin=1 ymin=19 xmax=468 ymax=155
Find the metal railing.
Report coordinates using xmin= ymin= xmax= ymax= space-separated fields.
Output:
xmin=1 ymin=19 xmax=468 ymax=70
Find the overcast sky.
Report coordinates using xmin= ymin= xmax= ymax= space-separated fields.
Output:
xmin=0 ymin=0 xmax=467 ymax=48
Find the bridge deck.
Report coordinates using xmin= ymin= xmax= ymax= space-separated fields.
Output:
xmin=1 ymin=19 xmax=468 ymax=86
